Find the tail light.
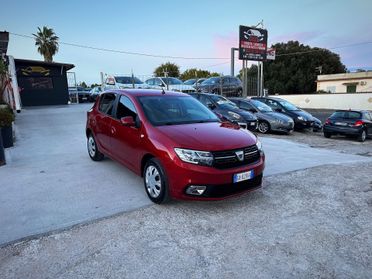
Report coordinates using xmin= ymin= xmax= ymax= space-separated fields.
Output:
xmin=325 ymin=118 xmax=331 ymax=125
xmin=354 ymin=120 xmax=364 ymax=127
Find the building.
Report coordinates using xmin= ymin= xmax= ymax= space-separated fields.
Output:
xmin=14 ymin=58 xmax=74 ymax=106
xmin=316 ymin=71 xmax=372 ymax=93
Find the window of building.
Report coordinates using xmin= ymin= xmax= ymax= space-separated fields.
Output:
xmin=326 ymin=86 xmax=336 ymax=93
xmin=346 ymin=84 xmax=357 ymax=93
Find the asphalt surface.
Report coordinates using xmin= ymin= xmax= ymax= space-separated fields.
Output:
xmin=1 ymin=104 xmax=371 ymax=247
xmin=0 ymin=162 xmax=371 ymax=279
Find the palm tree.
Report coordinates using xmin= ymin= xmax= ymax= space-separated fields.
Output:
xmin=32 ymin=26 xmax=59 ymax=62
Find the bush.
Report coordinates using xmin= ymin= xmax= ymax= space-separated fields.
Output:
xmin=0 ymin=107 xmax=15 ymax=127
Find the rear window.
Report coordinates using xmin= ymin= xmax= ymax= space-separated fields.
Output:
xmin=330 ymin=111 xmax=361 ymax=119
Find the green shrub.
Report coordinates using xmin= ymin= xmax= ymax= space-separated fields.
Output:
xmin=0 ymin=107 xmax=15 ymax=127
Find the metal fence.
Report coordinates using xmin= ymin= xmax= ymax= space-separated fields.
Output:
xmin=100 ymin=73 xmax=260 ymax=98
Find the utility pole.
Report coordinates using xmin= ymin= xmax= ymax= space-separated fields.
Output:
xmin=163 ymin=69 xmax=169 ymax=90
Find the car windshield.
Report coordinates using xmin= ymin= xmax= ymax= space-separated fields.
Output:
xmin=184 ymin=79 xmax=196 ymax=85
xmin=251 ymin=100 xmax=272 ymax=112
xmin=161 ymin=77 xmax=183 ymax=85
xmin=201 ymin=77 xmax=220 ymax=85
xmin=210 ymin=95 xmax=237 ymax=107
xmin=279 ymin=100 xmax=299 ymax=111
xmin=115 ymin=76 xmax=143 ymax=84
xmin=331 ymin=111 xmax=361 ymax=119
xmin=137 ymin=95 xmax=219 ymax=126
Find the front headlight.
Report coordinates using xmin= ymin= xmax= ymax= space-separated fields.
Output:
xmin=228 ymin=111 xmax=241 ymax=120
xmin=256 ymin=139 xmax=263 ymax=151
xmin=174 ymin=148 xmax=213 ymax=166
xmin=297 ymin=116 xmax=304 ymax=121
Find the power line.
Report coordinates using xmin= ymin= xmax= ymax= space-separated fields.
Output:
xmin=10 ymin=32 xmax=230 ymax=60
xmin=9 ymin=31 xmax=372 ymax=60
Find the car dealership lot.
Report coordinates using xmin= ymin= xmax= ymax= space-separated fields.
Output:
xmin=1 ymin=104 xmax=372 ymax=278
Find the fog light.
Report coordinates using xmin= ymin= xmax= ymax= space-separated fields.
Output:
xmin=186 ymin=185 xmax=207 ymax=196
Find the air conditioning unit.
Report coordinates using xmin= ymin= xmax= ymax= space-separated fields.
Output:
xmin=360 ymin=81 xmax=367 ymax=86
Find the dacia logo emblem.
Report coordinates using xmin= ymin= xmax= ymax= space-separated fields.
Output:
xmin=235 ymin=150 xmax=244 ymax=161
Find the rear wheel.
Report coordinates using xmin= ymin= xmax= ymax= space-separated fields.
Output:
xmin=358 ymin=129 xmax=367 ymax=142
xmin=324 ymin=132 xmax=332 ymax=138
xmin=143 ymin=158 xmax=169 ymax=204
xmin=87 ymin=134 xmax=104 ymax=161
xmin=257 ymin=121 xmax=270 ymax=134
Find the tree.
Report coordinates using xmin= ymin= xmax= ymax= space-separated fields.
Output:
xmin=154 ymin=62 xmax=180 ymax=77
xmin=180 ymin=68 xmax=215 ymax=80
xmin=33 ymin=26 xmax=59 ymax=62
xmin=263 ymin=41 xmax=346 ymax=94
xmin=79 ymin=81 xmax=88 ymax=88
xmin=238 ymin=64 xmax=258 ymax=80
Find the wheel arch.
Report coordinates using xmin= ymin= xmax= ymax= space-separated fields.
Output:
xmin=141 ymin=153 xmax=155 ymax=177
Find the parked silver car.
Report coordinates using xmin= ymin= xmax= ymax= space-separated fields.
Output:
xmin=230 ymin=98 xmax=294 ymax=134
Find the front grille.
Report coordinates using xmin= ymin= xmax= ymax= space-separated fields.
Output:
xmin=212 ymin=145 xmax=260 ymax=169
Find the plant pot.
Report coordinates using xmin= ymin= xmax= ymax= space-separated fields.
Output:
xmin=1 ymin=125 xmax=13 ymax=148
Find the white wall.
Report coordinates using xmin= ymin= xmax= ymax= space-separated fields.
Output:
xmin=277 ymin=93 xmax=372 ymax=110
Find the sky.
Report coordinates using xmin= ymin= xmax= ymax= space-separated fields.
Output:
xmin=2 ymin=0 xmax=372 ymax=84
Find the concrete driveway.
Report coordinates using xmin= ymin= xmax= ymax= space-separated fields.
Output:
xmin=0 ymin=104 xmax=371 ymax=246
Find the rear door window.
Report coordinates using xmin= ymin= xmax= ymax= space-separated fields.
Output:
xmin=331 ymin=111 xmax=361 ymax=119
xmin=99 ymin=93 xmax=116 ymax=115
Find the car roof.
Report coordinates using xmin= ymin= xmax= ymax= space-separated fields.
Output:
xmin=253 ymin=96 xmax=283 ymax=101
xmin=105 ymin=89 xmax=188 ymax=97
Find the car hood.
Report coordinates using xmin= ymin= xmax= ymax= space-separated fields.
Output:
xmin=291 ymin=110 xmax=314 ymax=121
xmin=156 ymin=122 xmax=257 ymax=151
xmin=259 ymin=111 xmax=293 ymax=122
xmin=218 ymin=106 xmax=257 ymax=121
xmin=168 ymin=84 xmax=196 ymax=91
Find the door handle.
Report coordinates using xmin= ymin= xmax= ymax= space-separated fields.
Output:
xmin=111 ymin=127 xmax=116 ymax=134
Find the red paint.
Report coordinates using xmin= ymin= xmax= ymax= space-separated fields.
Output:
xmin=87 ymin=90 xmax=265 ymax=200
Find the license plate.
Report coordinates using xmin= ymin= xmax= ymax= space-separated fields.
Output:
xmin=233 ymin=170 xmax=254 ymax=183
xmin=335 ymin=122 xmax=347 ymax=126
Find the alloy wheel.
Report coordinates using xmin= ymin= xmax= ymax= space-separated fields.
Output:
xmin=258 ymin=122 xmax=269 ymax=133
xmin=88 ymin=136 xmax=96 ymax=157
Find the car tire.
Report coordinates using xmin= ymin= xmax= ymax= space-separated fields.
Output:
xmin=87 ymin=133 xmax=104 ymax=161
xmin=143 ymin=158 xmax=169 ymax=204
xmin=324 ymin=132 xmax=332 ymax=138
xmin=257 ymin=121 xmax=270 ymax=134
xmin=358 ymin=129 xmax=367 ymax=142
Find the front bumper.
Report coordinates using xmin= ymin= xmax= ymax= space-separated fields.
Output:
xmin=271 ymin=121 xmax=294 ymax=132
xmin=238 ymin=120 xmax=257 ymax=131
xmin=294 ymin=120 xmax=314 ymax=129
xmin=163 ymin=153 xmax=265 ymax=201
xmin=323 ymin=125 xmax=362 ymax=135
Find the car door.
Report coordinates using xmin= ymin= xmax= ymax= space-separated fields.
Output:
xmin=110 ymin=95 xmax=143 ymax=170
xmin=95 ymin=93 xmax=116 ymax=153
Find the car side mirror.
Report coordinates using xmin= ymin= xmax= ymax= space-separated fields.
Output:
xmin=275 ymin=108 xmax=282 ymax=112
xmin=120 ymin=116 xmax=135 ymax=127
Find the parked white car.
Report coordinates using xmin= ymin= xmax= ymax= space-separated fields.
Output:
xmin=144 ymin=77 xmax=196 ymax=93
xmin=104 ymin=76 xmax=149 ymax=90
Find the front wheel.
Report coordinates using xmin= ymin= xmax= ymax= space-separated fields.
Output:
xmin=257 ymin=121 xmax=270 ymax=134
xmin=143 ymin=158 xmax=169 ymax=204
xmin=324 ymin=132 xmax=332 ymax=138
xmin=358 ymin=129 xmax=367 ymax=142
xmin=87 ymin=134 xmax=104 ymax=161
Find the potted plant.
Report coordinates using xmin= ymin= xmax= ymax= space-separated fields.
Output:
xmin=0 ymin=106 xmax=15 ymax=148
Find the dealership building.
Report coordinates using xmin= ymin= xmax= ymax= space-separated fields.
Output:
xmin=14 ymin=59 xmax=74 ymax=106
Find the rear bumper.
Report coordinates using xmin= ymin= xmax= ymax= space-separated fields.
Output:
xmin=163 ymin=153 xmax=265 ymax=201
xmin=323 ymin=125 xmax=362 ymax=135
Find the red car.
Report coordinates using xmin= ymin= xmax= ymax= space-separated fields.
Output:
xmin=86 ymin=90 xmax=265 ymax=203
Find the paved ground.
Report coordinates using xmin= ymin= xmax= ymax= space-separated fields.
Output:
xmin=1 ymin=162 xmax=371 ymax=279
xmin=1 ymin=104 xmax=371 ymax=247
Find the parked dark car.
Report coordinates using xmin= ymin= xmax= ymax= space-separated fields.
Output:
xmin=198 ymin=76 xmax=243 ymax=97
xmin=229 ymin=98 xmax=294 ymax=134
xmin=89 ymin=86 xmax=103 ymax=102
xmin=323 ymin=110 xmax=372 ymax=142
xmin=86 ymin=90 xmax=265 ymax=203
xmin=189 ymin=93 xmax=257 ymax=131
xmin=252 ymin=97 xmax=322 ymax=131
xmin=184 ymin=78 xmax=206 ymax=89
xmin=69 ymin=86 xmax=91 ymax=103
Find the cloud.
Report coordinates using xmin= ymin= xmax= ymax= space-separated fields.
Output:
xmin=213 ymin=32 xmax=238 ymax=58
xmin=270 ymin=31 xmax=323 ymax=44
